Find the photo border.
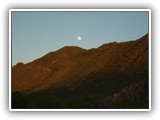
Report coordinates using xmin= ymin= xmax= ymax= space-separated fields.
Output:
xmin=9 ymin=9 xmax=151 ymax=111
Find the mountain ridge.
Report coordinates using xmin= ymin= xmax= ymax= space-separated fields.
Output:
xmin=13 ymin=33 xmax=148 ymax=68
xmin=12 ymin=33 xmax=149 ymax=109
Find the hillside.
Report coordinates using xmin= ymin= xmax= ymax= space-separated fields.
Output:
xmin=12 ymin=34 xmax=149 ymax=109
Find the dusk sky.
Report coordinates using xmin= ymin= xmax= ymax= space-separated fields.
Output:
xmin=12 ymin=11 xmax=149 ymax=66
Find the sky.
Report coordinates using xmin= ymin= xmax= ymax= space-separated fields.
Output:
xmin=12 ymin=11 xmax=149 ymax=66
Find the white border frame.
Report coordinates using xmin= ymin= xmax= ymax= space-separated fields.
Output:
xmin=9 ymin=9 xmax=151 ymax=111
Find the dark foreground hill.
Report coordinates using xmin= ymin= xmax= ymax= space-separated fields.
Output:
xmin=12 ymin=34 xmax=149 ymax=109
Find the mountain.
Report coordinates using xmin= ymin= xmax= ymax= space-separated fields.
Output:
xmin=12 ymin=34 xmax=149 ymax=109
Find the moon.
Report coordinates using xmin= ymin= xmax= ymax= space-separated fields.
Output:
xmin=77 ymin=36 xmax=82 ymax=41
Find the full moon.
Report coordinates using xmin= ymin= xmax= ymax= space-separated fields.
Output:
xmin=77 ymin=36 xmax=82 ymax=41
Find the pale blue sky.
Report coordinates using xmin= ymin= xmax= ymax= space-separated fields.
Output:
xmin=12 ymin=11 xmax=149 ymax=66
